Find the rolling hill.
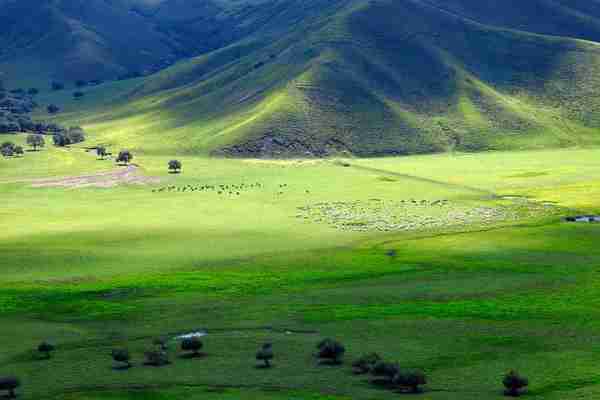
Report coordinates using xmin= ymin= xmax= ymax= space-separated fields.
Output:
xmin=22 ymin=0 xmax=600 ymax=157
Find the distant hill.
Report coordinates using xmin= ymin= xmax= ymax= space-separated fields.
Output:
xmin=0 ymin=0 xmax=272 ymax=87
xmin=12 ymin=0 xmax=600 ymax=157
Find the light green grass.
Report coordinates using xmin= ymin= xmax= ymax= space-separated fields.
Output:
xmin=1 ymin=146 xmax=600 ymax=399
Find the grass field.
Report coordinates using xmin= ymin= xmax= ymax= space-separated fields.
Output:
xmin=1 ymin=138 xmax=600 ymax=399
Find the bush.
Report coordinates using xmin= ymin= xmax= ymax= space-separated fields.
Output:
xmin=168 ymin=159 xmax=182 ymax=173
xmin=111 ymin=349 xmax=131 ymax=369
xmin=316 ymin=338 xmax=345 ymax=365
xmin=180 ymin=337 xmax=203 ymax=357
xmin=1 ymin=141 xmax=15 ymax=157
xmin=503 ymin=370 xmax=529 ymax=397
xmin=256 ymin=343 xmax=274 ymax=368
xmin=352 ymin=353 xmax=382 ymax=374
xmin=0 ymin=376 xmax=20 ymax=398
xmin=37 ymin=341 xmax=55 ymax=359
xmin=144 ymin=350 xmax=170 ymax=366
xmin=116 ymin=150 xmax=133 ymax=165
xmin=393 ymin=369 xmax=427 ymax=393
xmin=371 ymin=361 xmax=400 ymax=382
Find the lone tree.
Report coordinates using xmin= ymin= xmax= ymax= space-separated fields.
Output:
xmin=37 ymin=341 xmax=55 ymax=359
xmin=256 ymin=343 xmax=274 ymax=368
xmin=352 ymin=353 xmax=382 ymax=374
xmin=0 ymin=377 xmax=20 ymax=398
xmin=180 ymin=337 xmax=203 ymax=357
xmin=96 ymin=146 xmax=107 ymax=160
xmin=393 ymin=369 xmax=427 ymax=393
xmin=503 ymin=370 xmax=529 ymax=397
xmin=14 ymin=146 xmax=24 ymax=157
xmin=1 ymin=142 xmax=15 ymax=157
xmin=116 ymin=150 xmax=133 ymax=165
xmin=26 ymin=134 xmax=45 ymax=151
xmin=316 ymin=338 xmax=345 ymax=365
xmin=144 ymin=350 xmax=170 ymax=367
xmin=168 ymin=159 xmax=182 ymax=173
xmin=111 ymin=349 xmax=131 ymax=369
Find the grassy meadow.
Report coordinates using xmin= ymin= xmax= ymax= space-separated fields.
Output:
xmin=1 ymin=137 xmax=600 ymax=399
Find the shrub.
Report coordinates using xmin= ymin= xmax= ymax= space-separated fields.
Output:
xmin=503 ymin=370 xmax=529 ymax=397
xmin=116 ymin=150 xmax=133 ymax=165
xmin=1 ymin=141 xmax=15 ymax=157
xmin=393 ymin=369 xmax=427 ymax=393
xmin=316 ymin=338 xmax=345 ymax=365
xmin=0 ymin=377 xmax=20 ymax=398
xmin=96 ymin=146 xmax=107 ymax=159
xmin=168 ymin=159 xmax=182 ymax=173
xmin=371 ymin=361 xmax=400 ymax=382
xmin=180 ymin=337 xmax=203 ymax=357
xmin=111 ymin=348 xmax=131 ymax=369
xmin=37 ymin=341 xmax=55 ymax=359
xmin=144 ymin=350 xmax=170 ymax=366
xmin=352 ymin=353 xmax=382 ymax=374
xmin=26 ymin=134 xmax=45 ymax=151
xmin=256 ymin=343 xmax=274 ymax=368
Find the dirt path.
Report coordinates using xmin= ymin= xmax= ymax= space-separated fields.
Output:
xmin=30 ymin=164 xmax=160 ymax=188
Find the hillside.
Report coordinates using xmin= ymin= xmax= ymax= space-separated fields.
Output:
xmin=0 ymin=0 xmax=272 ymax=87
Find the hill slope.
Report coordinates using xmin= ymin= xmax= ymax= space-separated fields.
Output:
xmin=46 ymin=0 xmax=600 ymax=156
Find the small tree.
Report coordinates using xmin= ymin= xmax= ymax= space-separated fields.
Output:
xmin=394 ymin=369 xmax=427 ymax=393
xmin=352 ymin=353 xmax=381 ymax=374
xmin=503 ymin=370 xmax=529 ymax=397
xmin=256 ymin=343 xmax=274 ymax=368
xmin=0 ymin=377 xmax=20 ymax=398
xmin=116 ymin=150 xmax=133 ymax=165
xmin=144 ymin=350 xmax=170 ymax=367
xmin=27 ymin=88 xmax=39 ymax=95
xmin=1 ymin=142 xmax=15 ymax=157
xmin=47 ymin=104 xmax=60 ymax=114
xmin=180 ymin=337 xmax=203 ymax=357
xmin=75 ymin=80 xmax=87 ymax=88
xmin=37 ymin=341 xmax=55 ymax=359
xmin=316 ymin=338 xmax=345 ymax=365
xmin=26 ymin=134 xmax=45 ymax=151
xmin=96 ymin=146 xmax=107 ymax=160
xmin=371 ymin=361 xmax=400 ymax=383
xmin=111 ymin=349 xmax=131 ymax=369
xmin=168 ymin=159 xmax=182 ymax=173
xmin=14 ymin=146 xmax=24 ymax=157
xmin=73 ymin=91 xmax=85 ymax=99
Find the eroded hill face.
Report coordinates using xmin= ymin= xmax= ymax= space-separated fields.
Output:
xmin=8 ymin=0 xmax=600 ymax=157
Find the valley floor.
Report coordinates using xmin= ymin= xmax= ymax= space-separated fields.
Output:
xmin=1 ymin=140 xmax=600 ymax=399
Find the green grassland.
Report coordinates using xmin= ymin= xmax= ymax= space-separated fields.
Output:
xmin=1 ymin=140 xmax=600 ymax=399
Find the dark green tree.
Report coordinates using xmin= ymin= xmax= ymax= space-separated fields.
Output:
xmin=37 ymin=341 xmax=55 ymax=359
xmin=352 ymin=353 xmax=382 ymax=374
xmin=256 ymin=343 xmax=274 ymax=368
xmin=26 ymin=134 xmax=45 ymax=151
xmin=393 ymin=369 xmax=427 ymax=393
xmin=1 ymin=142 xmax=15 ymax=157
xmin=116 ymin=150 xmax=133 ymax=165
xmin=13 ymin=146 xmax=24 ymax=157
xmin=47 ymin=104 xmax=60 ymax=114
xmin=0 ymin=377 xmax=20 ymax=398
xmin=111 ymin=349 xmax=131 ymax=369
xmin=180 ymin=337 xmax=203 ymax=357
xmin=96 ymin=146 xmax=107 ymax=159
xmin=168 ymin=159 xmax=182 ymax=173
xmin=503 ymin=371 xmax=529 ymax=397
xmin=316 ymin=339 xmax=345 ymax=365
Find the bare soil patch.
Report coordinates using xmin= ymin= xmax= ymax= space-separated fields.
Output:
xmin=30 ymin=165 xmax=160 ymax=188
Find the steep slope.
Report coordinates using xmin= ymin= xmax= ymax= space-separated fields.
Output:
xmin=0 ymin=0 xmax=271 ymax=87
xmin=60 ymin=0 xmax=600 ymax=157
